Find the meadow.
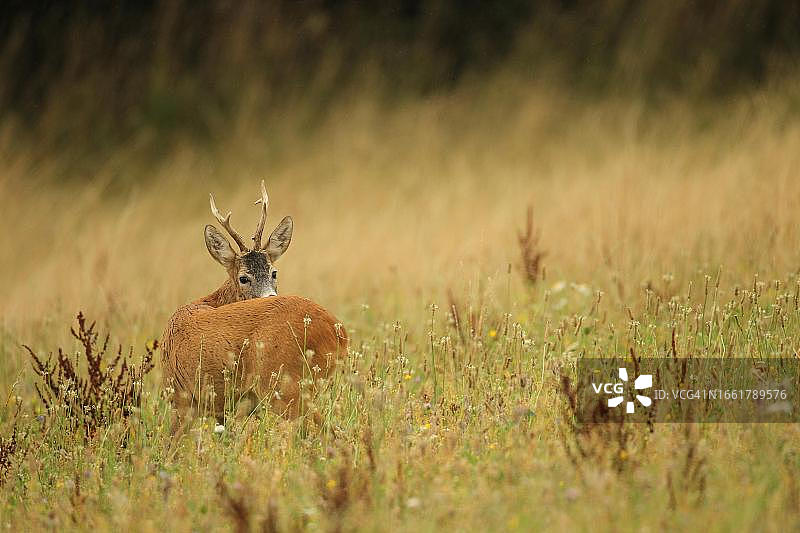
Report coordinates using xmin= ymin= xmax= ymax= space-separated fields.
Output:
xmin=1 ymin=76 xmax=800 ymax=531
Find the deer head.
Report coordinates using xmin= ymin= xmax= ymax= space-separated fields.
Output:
xmin=204 ymin=181 xmax=293 ymax=300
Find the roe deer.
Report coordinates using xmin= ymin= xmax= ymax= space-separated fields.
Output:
xmin=160 ymin=182 xmax=347 ymax=423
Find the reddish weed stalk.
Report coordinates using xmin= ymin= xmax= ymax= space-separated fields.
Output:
xmin=24 ymin=312 xmax=157 ymax=439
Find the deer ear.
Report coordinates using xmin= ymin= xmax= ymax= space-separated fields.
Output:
xmin=265 ymin=216 xmax=293 ymax=262
xmin=205 ymin=225 xmax=237 ymax=268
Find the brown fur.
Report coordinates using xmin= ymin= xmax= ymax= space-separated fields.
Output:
xmin=161 ymin=278 xmax=348 ymax=421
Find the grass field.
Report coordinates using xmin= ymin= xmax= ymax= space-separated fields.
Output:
xmin=1 ymin=80 xmax=800 ymax=531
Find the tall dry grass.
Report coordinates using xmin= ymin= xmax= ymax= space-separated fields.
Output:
xmin=2 ymin=80 xmax=798 ymax=327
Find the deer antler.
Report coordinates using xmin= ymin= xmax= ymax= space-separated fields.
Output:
xmin=252 ymin=180 xmax=269 ymax=250
xmin=209 ymin=193 xmax=250 ymax=252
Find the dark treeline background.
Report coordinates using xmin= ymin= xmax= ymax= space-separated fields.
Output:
xmin=1 ymin=0 xmax=798 ymax=162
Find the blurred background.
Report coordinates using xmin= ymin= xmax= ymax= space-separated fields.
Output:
xmin=2 ymin=1 xmax=799 ymax=163
xmin=1 ymin=0 xmax=799 ymax=337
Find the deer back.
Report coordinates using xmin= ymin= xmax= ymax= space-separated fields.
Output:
xmin=161 ymin=294 xmax=347 ymax=417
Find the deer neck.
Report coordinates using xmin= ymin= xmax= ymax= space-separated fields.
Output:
xmin=195 ymin=278 xmax=241 ymax=308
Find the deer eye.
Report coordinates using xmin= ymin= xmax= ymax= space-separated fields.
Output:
xmin=271 ymin=270 xmax=278 ymax=280
xmin=238 ymin=276 xmax=250 ymax=284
